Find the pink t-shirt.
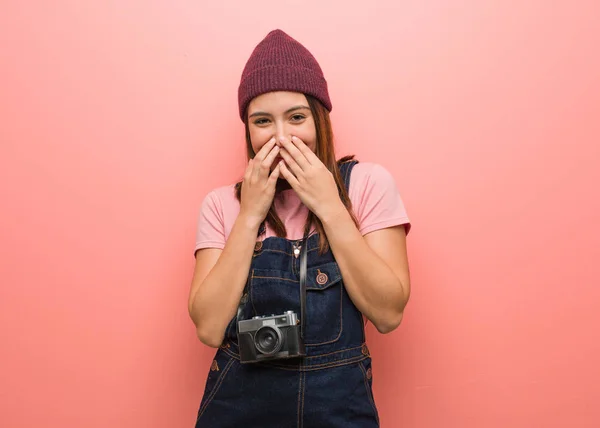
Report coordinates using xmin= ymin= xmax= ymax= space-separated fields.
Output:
xmin=194 ymin=162 xmax=411 ymax=253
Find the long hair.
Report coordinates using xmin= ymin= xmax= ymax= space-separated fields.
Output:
xmin=235 ymin=94 xmax=358 ymax=254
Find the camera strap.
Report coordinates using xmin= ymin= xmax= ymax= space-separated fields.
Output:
xmin=299 ymin=234 xmax=308 ymax=340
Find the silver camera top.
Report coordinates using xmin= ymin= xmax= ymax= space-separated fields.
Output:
xmin=238 ymin=310 xmax=298 ymax=333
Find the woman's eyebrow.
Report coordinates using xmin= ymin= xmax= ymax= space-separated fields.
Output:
xmin=248 ymin=105 xmax=310 ymax=118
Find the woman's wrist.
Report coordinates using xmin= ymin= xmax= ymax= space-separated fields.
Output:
xmin=236 ymin=211 xmax=264 ymax=233
xmin=317 ymin=200 xmax=350 ymax=227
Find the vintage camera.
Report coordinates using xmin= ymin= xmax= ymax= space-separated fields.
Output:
xmin=238 ymin=310 xmax=306 ymax=364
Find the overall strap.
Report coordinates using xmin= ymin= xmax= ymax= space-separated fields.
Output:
xmin=338 ymin=159 xmax=359 ymax=192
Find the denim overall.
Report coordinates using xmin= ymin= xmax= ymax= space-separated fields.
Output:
xmin=195 ymin=160 xmax=379 ymax=428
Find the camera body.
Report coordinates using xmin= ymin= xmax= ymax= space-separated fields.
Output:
xmin=238 ymin=310 xmax=306 ymax=364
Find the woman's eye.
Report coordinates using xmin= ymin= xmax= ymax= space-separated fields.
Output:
xmin=291 ymin=115 xmax=305 ymax=122
xmin=253 ymin=118 xmax=270 ymax=125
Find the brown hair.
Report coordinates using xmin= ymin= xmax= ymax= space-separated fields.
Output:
xmin=235 ymin=94 xmax=358 ymax=254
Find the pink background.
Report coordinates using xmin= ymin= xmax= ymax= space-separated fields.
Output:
xmin=1 ymin=1 xmax=599 ymax=427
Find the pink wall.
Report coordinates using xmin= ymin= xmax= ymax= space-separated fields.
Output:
xmin=1 ymin=1 xmax=599 ymax=427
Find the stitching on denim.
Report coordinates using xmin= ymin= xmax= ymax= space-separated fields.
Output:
xmin=251 ymin=274 xmax=342 ymax=290
xmin=264 ymin=355 xmax=367 ymax=371
xmin=299 ymin=345 xmax=305 ymax=427
xmin=296 ymin=369 xmax=302 ymax=428
xmin=252 ymin=246 xmax=323 ymax=257
xmin=221 ymin=345 xmax=369 ymax=370
xmin=249 ymin=269 xmax=259 ymax=316
xmin=222 ymin=343 xmax=366 ymax=362
xmin=253 ymin=248 xmax=293 ymax=257
xmin=361 ymin=310 xmax=367 ymax=343
xmin=300 ymin=371 xmax=306 ymax=427
xmin=303 ymin=344 xmax=363 ymax=359
xmin=252 ymin=275 xmax=297 ymax=283
xmin=197 ymin=357 xmax=234 ymax=418
xmin=196 ymin=357 xmax=235 ymax=421
xmin=358 ymin=361 xmax=379 ymax=423
xmin=305 ymin=283 xmax=343 ymax=346
xmin=296 ymin=355 xmax=368 ymax=371
xmin=222 ymin=347 xmax=239 ymax=359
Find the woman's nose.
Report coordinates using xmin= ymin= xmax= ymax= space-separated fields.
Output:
xmin=275 ymin=124 xmax=291 ymax=144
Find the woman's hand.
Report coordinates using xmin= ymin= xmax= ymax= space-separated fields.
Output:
xmin=277 ymin=135 xmax=345 ymax=222
xmin=239 ymin=137 xmax=281 ymax=228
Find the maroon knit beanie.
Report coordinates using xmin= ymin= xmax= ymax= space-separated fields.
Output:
xmin=238 ymin=29 xmax=332 ymax=121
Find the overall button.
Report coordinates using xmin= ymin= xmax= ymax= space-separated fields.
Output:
xmin=254 ymin=241 xmax=263 ymax=251
xmin=366 ymin=367 xmax=372 ymax=380
xmin=361 ymin=344 xmax=370 ymax=356
xmin=316 ymin=269 xmax=328 ymax=285
xmin=210 ymin=360 xmax=220 ymax=371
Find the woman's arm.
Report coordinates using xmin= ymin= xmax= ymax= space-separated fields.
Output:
xmin=321 ymin=208 xmax=410 ymax=334
xmin=188 ymin=214 xmax=260 ymax=348
xmin=189 ymin=139 xmax=281 ymax=347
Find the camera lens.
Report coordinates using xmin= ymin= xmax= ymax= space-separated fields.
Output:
xmin=254 ymin=326 xmax=282 ymax=355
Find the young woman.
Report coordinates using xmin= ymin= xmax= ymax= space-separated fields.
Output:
xmin=189 ymin=29 xmax=411 ymax=427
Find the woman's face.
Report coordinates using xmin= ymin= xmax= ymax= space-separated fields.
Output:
xmin=247 ymin=91 xmax=317 ymax=168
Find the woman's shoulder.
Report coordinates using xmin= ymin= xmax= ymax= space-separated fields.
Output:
xmin=199 ymin=183 xmax=240 ymax=213
xmin=207 ymin=183 xmax=238 ymax=200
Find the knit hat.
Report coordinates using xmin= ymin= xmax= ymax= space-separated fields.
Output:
xmin=238 ymin=29 xmax=332 ymax=120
